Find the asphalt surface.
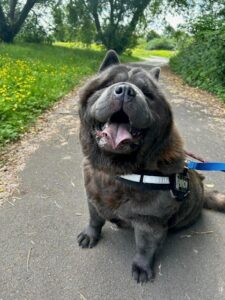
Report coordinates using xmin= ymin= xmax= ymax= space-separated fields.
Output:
xmin=1 ymin=58 xmax=225 ymax=300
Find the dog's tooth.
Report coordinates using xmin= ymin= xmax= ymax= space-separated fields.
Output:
xmin=99 ymin=138 xmax=107 ymax=146
xmin=103 ymin=122 xmax=109 ymax=130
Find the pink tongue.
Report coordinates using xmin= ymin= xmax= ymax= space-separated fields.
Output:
xmin=102 ymin=123 xmax=132 ymax=148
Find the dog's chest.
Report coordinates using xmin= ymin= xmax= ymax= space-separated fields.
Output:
xmin=84 ymin=167 xmax=179 ymax=221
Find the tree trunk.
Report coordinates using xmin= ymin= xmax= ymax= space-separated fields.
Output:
xmin=0 ymin=0 xmax=37 ymax=43
xmin=1 ymin=30 xmax=15 ymax=43
xmin=90 ymin=0 xmax=107 ymax=47
xmin=9 ymin=0 xmax=19 ymax=25
xmin=13 ymin=0 xmax=36 ymax=36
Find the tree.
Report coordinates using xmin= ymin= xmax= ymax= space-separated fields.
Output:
xmin=67 ymin=0 xmax=190 ymax=54
xmin=164 ymin=25 xmax=176 ymax=38
xmin=67 ymin=0 xmax=96 ymax=45
xmin=0 ymin=0 xmax=50 ymax=43
xmin=52 ymin=5 xmax=68 ymax=41
xmin=146 ymin=30 xmax=160 ymax=41
xmin=67 ymin=0 xmax=158 ymax=53
xmin=17 ymin=12 xmax=53 ymax=44
xmin=182 ymin=0 xmax=225 ymax=36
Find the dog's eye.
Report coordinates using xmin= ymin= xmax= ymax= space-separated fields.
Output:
xmin=143 ymin=90 xmax=154 ymax=100
xmin=96 ymin=80 xmax=114 ymax=91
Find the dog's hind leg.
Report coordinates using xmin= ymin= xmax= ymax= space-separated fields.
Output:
xmin=132 ymin=221 xmax=167 ymax=284
xmin=77 ymin=200 xmax=105 ymax=248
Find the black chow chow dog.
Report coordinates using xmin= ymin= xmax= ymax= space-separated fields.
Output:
xmin=77 ymin=50 xmax=225 ymax=283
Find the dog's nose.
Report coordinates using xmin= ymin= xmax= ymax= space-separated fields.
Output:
xmin=114 ymin=84 xmax=136 ymax=101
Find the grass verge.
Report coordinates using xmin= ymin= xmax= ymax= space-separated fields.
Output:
xmin=55 ymin=42 xmax=175 ymax=59
xmin=0 ymin=43 xmax=137 ymax=147
xmin=131 ymin=48 xmax=175 ymax=59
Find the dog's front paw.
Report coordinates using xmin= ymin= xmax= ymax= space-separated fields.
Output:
xmin=77 ymin=226 xmax=101 ymax=248
xmin=132 ymin=262 xmax=154 ymax=284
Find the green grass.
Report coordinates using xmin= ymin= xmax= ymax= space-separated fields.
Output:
xmin=55 ymin=41 xmax=140 ymax=63
xmin=55 ymin=41 xmax=175 ymax=59
xmin=131 ymin=48 xmax=176 ymax=59
xmin=0 ymin=43 xmax=137 ymax=147
xmin=55 ymin=41 xmax=103 ymax=52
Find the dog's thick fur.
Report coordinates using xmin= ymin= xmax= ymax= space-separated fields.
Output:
xmin=77 ymin=50 xmax=225 ymax=283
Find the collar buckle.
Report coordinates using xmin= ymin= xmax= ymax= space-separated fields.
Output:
xmin=170 ymin=168 xmax=190 ymax=201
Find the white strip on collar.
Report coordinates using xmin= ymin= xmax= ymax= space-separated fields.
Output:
xmin=119 ymin=174 xmax=170 ymax=184
xmin=120 ymin=174 xmax=141 ymax=182
xmin=143 ymin=175 xmax=170 ymax=184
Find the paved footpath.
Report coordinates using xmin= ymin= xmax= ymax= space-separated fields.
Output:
xmin=1 ymin=58 xmax=225 ymax=300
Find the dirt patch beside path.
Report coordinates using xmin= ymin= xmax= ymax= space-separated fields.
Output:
xmin=0 ymin=90 xmax=79 ymax=206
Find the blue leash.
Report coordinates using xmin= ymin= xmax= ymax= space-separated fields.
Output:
xmin=187 ymin=161 xmax=225 ymax=172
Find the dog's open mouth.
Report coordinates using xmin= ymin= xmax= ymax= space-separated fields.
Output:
xmin=94 ymin=110 xmax=145 ymax=151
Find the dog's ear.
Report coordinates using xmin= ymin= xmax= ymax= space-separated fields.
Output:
xmin=99 ymin=50 xmax=120 ymax=72
xmin=150 ymin=67 xmax=160 ymax=81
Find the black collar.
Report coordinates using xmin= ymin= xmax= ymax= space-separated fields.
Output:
xmin=116 ymin=168 xmax=190 ymax=201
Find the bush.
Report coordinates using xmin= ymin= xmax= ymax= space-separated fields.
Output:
xmin=146 ymin=37 xmax=175 ymax=50
xmin=170 ymin=28 xmax=225 ymax=100
xmin=146 ymin=30 xmax=160 ymax=41
xmin=17 ymin=26 xmax=53 ymax=44
xmin=16 ymin=15 xmax=53 ymax=44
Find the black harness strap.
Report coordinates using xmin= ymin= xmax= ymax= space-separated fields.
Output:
xmin=116 ymin=168 xmax=190 ymax=201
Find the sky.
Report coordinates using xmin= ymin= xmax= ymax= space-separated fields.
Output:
xmin=150 ymin=12 xmax=186 ymax=34
xmin=166 ymin=14 xmax=185 ymax=29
